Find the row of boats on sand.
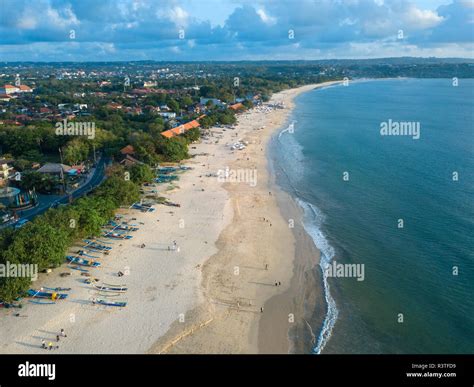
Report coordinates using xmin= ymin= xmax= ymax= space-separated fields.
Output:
xmin=25 ymin=216 xmax=141 ymax=308
xmin=3 ymin=164 xmax=191 ymax=311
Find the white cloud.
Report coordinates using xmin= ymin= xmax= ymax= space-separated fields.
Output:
xmin=46 ymin=5 xmax=80 ymax=28
xmin=403 ymin=6 xmax=444 ymax=29
xmin=164 ymin=6 xmax=189 ymax=27
xmin=256 ymin=9 xmax=276 ymax=25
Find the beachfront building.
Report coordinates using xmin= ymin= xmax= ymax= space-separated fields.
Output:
xmin=120 ymin=154 xmax=142 ymax=167
xmin=0 ymin=85 xmax=19 ymax=95
xmin=0 ymin=84 xmax=33 ymax=94
xmin=119 ymin=145 xmax=143 ymax=166
xmin=37 ymin=163 xmax=73 ymax=175
xmin=17 ymin=85 xmax=33 ymax=93
xmin=161 ymin=119 xmax=201 ymax=139
xmin=0 ymin=159 xmax=14 ymax=187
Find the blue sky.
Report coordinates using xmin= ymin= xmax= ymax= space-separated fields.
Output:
xmin=0 ymin=0 xmax=473 ymax=61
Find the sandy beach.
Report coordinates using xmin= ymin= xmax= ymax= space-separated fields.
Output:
xmin=0 ymin=82 xmax=339 ymax=354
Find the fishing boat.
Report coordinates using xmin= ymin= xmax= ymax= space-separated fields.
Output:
xmin=105 ymin=223 xmax=139 ymax=232
xmin=82 ymin=245 xmax=110 ymax=255
xmin=83 ymin=239 xmax=112 ymax=250
xmin=77 ymin=250 xmax=101 ymax=258
xmin=115 ymin=225 xmax=139 ymax=232
xmin=93 ymin=238 xmax=114 ymax=245
xmin=105 ymin=224 xmax=139 ymax=232
xmin=103 ymin=232 xmax=133 ymax=240
xmin=92 ymin=298 xmax=127 ymax=307
xmin=27 ymin=289 xmax=68 ymax=300
xmin=157 ymin=174 xmax=178 ymax=179
xmin=66 ymin=256 xmax=101 ymax=267
xmin=43 ymin=287 xmax=71 ymax=292
xmin=103 ymin=282 xmax=127 ymax=288
xmin=130 ymin=203 xmax=156 ymax=212
xmin=155 ymin=175 xmax=178 ymax=183
xmin=92 ymin=283 xmax=127 ymax=293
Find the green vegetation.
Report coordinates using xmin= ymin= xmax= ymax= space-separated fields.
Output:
xmin=0 ymin=165 xmax=143 ymax=302
xmin=18 ymin=171 xmax=60 ymax=193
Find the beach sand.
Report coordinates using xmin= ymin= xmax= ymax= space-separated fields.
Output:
xmin=0 ymin=82 xmax=338 ymax=354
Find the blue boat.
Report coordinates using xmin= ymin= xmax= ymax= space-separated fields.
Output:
xmin=66 ymin=256 xmax=101 ymax=267
xmin=102 ymin=232 xmax=133 ymax=240
xmin=77 ymin=250 xmax=100 ymax=259
xmin=27 ymin=289 xmax=68 ymax=300
xmin=157 ymin=166 xmax=178 ymax=173
xmin=157 ymin=174 xmax=178 ymax=180
xmin=43 ymin=287 xmax=71 ymax=292
xmin=130 ymin=203 xmax=156 ymax=213
xmin=83 ymin=239 xmax=112 ymax=250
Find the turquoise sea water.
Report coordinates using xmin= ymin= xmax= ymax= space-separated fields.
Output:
xmin=272 ymin=79 xmax=474 ymax=354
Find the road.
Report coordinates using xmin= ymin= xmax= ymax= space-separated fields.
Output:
xmin=7 ymin=156 xmax=108 ymax=225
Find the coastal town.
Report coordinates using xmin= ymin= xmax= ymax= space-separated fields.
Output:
xmin=0 ymin=63 xmax=268 ymax=229
xmin=0 ymin=58 xmax=472 ymax=356
xmin=0 ymin=58 xmax=344 ymax=352
xmin=0 ymin=0 xmax=472 ymax=384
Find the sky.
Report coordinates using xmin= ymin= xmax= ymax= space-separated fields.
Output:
xmin=0 ymin=0 xmax=473 ymax=61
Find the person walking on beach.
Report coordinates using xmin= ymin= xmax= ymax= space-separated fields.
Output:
xmin=41 ymin=339 xmax=46 ymax=349
xmin=60 ymin=328 xmax=67 ymax=338
xmin=48 ymin=342 xmax=53 ymax=351
xmin=56 ymin=335 xmax=60 ymax=342
xmin=260 ymin=307 xmax=264 ymax=313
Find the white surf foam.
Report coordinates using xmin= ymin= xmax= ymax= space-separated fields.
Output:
xmin=295 ymin=197 xmax=339 ymax=354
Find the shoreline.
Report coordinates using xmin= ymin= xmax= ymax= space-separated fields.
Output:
xmin=150 ymin=81 xmax=340 ymax=354
xmin=0 ymin=81 xmax=339 ymax=354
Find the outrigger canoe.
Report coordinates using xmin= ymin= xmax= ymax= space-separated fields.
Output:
xmin=105 ymin=222 xmax=139 ymax=232
xmin=130 ymin=203 xmax=156 ymax=212
xmin=92 ymin=283 xmax=128 ymax=293
xmin=103 ymin=232 xmax=133 ymax=240
xmin=93 ymin=298 xmax=127 ymax=307
xmin=83 ymin=240 xmax=112 ymax=250
xmin=77 ymin=250 xmax=101 ymax=259
xmin=66 ymin=256 xmax=101 ymax=267
xmin=27 ymin=289 xmax=68 ymax=300
xmin=43 ymin=287 xmax=71 ymax=292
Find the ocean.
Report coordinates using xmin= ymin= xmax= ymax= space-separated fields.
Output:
xmin=271 ymin=78 xmax=474 ymax=354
